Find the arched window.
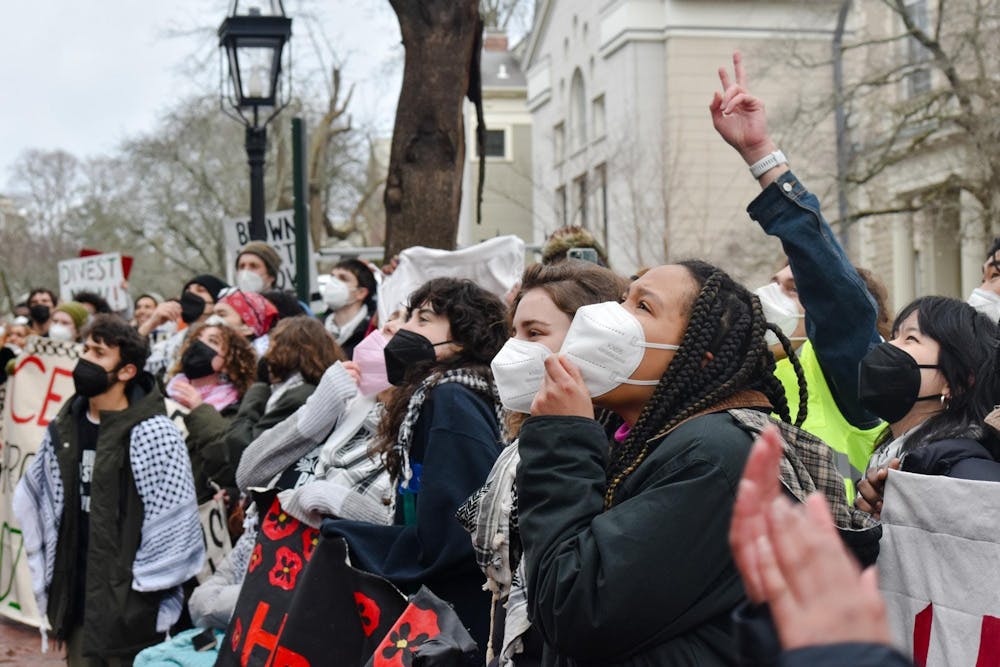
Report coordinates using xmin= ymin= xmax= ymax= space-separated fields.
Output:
xmin=569 ymin=69 xmax=587 ymax=150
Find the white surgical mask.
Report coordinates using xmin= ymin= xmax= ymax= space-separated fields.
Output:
xmin=491 ymin=337 xmax=553 ymax=413
xmin=755 ymin=283 xmax=806 ymax=346
xmin=559 ymin=301 xmax=679 ymax=398
xmin=322 ymin=278 xmax=353 ymax=310
xmin=49 ymin=323 xmax=75 ymax=342
xmin=236 ymin=270 xmax=266 ymax=294
xmin=968 ymin=288 xmax=1000 ymax=323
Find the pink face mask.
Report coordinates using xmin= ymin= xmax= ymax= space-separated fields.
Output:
xmin=352 ymin=329 xmax=392 ymax=396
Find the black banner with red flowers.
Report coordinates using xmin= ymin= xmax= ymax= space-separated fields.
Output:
xmin=216 ymin=493 xmax=478 ymax=666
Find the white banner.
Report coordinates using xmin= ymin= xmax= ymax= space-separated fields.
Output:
xmin=223 ymin=210 xmax=318 ymax=295
xmin=377 ymin=235 xmax=525 ymax=323
xmin=0 ymin=337 xmax=80 ymax=627
xmin=879 ymin=469 xmax=1000 ymax=666
xmin=57 ymin=252 xmax=128 ymax=311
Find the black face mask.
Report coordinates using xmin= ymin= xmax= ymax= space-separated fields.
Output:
xmin=180 ymin=291 xmax=207 ymax=325
xmin=182 ymin=340 xmax=219 ymax=380
xmin=29 ymin=304 xmax=50 ymax=324
xmin=858 ymin=342 xmax=942 ymax=423
xmin=73 ymin=358 xmax=120 ymax=398
xmin=383 ymin=329 xmax=453 ymax=386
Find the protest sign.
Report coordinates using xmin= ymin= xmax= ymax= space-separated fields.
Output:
xmin=377 ymin=235 xmax=525 ymax=323
xmin=0 ymin=337 xmax=79 ymax=626
xmin=879 ymin=470 xmax=1000 ymax=665
xmin=223 ymin=211 xmax=318 ymax=295
xmin=57 ymin=252 xmax=128 ymax=310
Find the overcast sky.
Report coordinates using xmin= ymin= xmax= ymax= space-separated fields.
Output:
xmin=0 ymin=1 xmax=403 ymax=192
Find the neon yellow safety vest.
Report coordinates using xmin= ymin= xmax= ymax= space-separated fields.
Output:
xmin=774 ymin=340 xmax=886 ymax=501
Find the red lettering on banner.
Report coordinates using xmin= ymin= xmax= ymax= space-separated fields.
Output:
xmin=38 ymin=367 xmax=73 ymax=427
xmin=913 ymin=603 xmax=933 ymax=667
xmin=238 ymin=601 xmax=309 ymax=667
xmin=10 ymin=356 xmax=45 ymax=424
xmin=976 ymin=615 xmax=1000 ymax=667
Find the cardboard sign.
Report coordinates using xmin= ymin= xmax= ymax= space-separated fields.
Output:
xmin=0 ymin=337 xmax=80 ymax=627
xmin=58 ymin=252 xmax=128 ymax=310
xmin=223 ymin=211 xmax=318 ymax=295
xmin=79 ymin=248 xmax=133 ymax=280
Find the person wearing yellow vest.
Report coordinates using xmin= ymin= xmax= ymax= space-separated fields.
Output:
xmin=711 ymin=51 xmax=886 ymax=498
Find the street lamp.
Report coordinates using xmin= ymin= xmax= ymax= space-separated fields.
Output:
xmin=219 ymin=0 xmax=292 ymax=241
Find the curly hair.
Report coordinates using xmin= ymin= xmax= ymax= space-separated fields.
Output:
xmin=604 ymin=260 xmax=807 ymax=507
xmin=373 ymin=278 xmax=509 ymax=478
xmin=169 ymin=322 xmax=257 ymax=397
xmin=505 ymin=261 xmax=629 ymax=438
xmin=265 ymin=316 xmax=344 ymax=385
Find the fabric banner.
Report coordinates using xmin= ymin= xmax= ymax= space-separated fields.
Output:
xmin=197 ymin=496 xmax=233 ymax=584
xmin=217 ymin=493 xmax=477 ymax=666
xmin=878 ymin=469 xmax=1000 ymax=666
xmin=377 ymin=235 xmax=525 ymax=323
xmin=0 ymin=337 xmax=80 ymax=627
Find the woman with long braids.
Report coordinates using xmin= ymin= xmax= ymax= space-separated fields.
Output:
xmin=515 ymin=260 xmax=809 ymax=666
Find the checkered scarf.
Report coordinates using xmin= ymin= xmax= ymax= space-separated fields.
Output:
xmin=395 ymin=368 xmax=504 ymax=489
xmin=728 ymin=408 xmax=877 ymax=531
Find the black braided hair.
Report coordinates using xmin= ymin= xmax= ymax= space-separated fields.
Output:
xmin=604 ymin=260 xmax=808 ymax=507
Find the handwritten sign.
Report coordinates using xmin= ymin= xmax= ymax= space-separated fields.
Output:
xmin=57 ymin=252 xmax=127 ymax=310
xmin=0 ymin=337 xmax=79 ymax=626
xmin=223 ymin=211 xmax=317 ymax=295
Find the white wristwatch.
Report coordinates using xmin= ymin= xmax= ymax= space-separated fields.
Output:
xmin=748 ymin=150 xmax=788 ymax=179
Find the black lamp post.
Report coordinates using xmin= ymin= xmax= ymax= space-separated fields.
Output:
xmin=219 ymin=1 xmax=292 ymax=241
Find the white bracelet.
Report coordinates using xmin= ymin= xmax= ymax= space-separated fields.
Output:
xmin=748 ymin=150 xmax=788 ymax=179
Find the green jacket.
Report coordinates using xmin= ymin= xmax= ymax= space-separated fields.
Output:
xmin=223 ymin=380 xmax=316 ymax=468
xmin=183 ymin=401 xmax=239 ymax=502
xmin=48 ymin=376 xmax=170 ymax=657
xmin=517 ymin=412 xmax=753 ymax=666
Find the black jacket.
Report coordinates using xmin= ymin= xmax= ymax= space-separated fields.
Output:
xmin=780 ymin=644 xmax=911 ymax=666
xmin=902 ymin=437 xmax=1000 ymax=481
xmin=517 ymin=412 xmax=755 ymax=666
xmin=47 ymin=375 xmax=173 ymax=657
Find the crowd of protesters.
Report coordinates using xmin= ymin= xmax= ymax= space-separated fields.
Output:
xmin=2 ymin=52 xmax=999 ymax=667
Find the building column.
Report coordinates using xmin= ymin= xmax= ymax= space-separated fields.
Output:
xmin=960 ymin=189 xmax=986 ymax=298
xmin=892 ymin=216 xmax=915 ymax=311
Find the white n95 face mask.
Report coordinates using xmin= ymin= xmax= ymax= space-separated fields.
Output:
xmin=322 ymin=278 xmax=352 ymax=310
xmin=236 ymin=270 xmax=266 ymax=294
xmin=48 ymin=323 xmax=75 ymax=342
xmin=559 ymin=301 xmax=679 ymax=398
xmin=491 ymin=337 xmax=553 ymax=413
xmin=968 ymin=288 xmax=1000 ymax=323
xmin=755 ymin=282 xmax=805 ymax=346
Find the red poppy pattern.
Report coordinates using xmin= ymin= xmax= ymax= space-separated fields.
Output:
xmin=249 ymin=543 xmax=263 ymax=573
xmin=268 ymin=546 xmax=304 ymax=591
xmin=301 ymin=528 xmax=319 ymax=562
xmin=230 ymin=617 xmax=243 ymax=652
xmin=261 ymin=499 xmax=300 ymax=540
xmin=354 ymin=592 xmax=382 ymax=637
xmin=375 ymin=607 xmax=441 ymax=667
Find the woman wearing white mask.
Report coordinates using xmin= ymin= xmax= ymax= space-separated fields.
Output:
xmin=49 ymin=302 xmax=89 ymax=343
xmin=516 ymin=260 xmax=814 ymax=666
xmin=321 ymin=259 xmax=379 ymax=358
xmin=458 ymin=261 xmax=627 ymax=666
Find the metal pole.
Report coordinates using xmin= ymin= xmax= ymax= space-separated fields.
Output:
xmin=291 ymin=117 xmax=310 ymax=302
xmin=246 ymin=125 xmax=268 ymax=241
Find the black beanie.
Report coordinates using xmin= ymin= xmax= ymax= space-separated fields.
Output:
xmin=182 ymin=274 xmax=229 ymax=303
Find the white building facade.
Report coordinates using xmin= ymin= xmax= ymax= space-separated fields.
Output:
xmin=523 ymin=0 xmax=849 ymax=282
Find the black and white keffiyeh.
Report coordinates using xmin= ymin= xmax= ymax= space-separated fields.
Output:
xmin=395 ymin=368 xmax=504 ymax=489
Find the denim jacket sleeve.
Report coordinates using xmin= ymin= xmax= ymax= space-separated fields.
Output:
xmin=747 ymin=170 xmax=881 ymax=429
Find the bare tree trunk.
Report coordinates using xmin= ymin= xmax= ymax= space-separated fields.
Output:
xmin=383 ymin=0 xmax=482 ymax=259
